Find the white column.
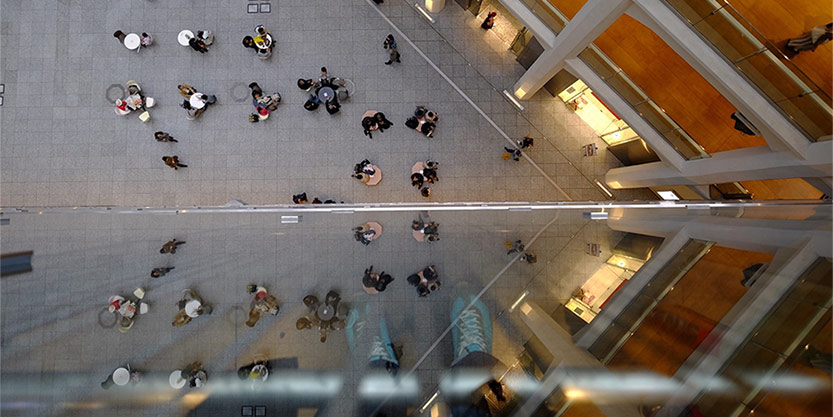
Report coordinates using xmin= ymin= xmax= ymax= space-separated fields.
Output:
xmin=605 ymin=142 xmax=833 ymax=189
xmin=626 ymin=0 xmax=822 ymax=158
xmin=605 ymin=206 xmax=832 ymax=256
xmin=424 ymin=0 xmax=445 ymax=13
xmin=511 ymin=0 xmax=631 ymax=99
xmin=565 ymin=58 xmax=687 ymax=171
xmin=655 ymin=241 xmax=824 ymax=416
xmin=575 ymin=229 xmax=690 ymax=348
xmin=511 ymin=301 xmax=643 ymax=417
xmin=498 ymin=0 xmax=557 ymax=48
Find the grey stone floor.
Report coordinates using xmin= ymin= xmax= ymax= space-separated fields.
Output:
xmin=0 ymin=0 xmax=651 ymax=208
xmin=0 ymin=0 xmax=654 ymax=415
xmin=0 ymin=208 xmax=628 ymax=416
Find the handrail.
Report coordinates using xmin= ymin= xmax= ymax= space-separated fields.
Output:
xmin=663 ymin=0 xmax=833 ymax=142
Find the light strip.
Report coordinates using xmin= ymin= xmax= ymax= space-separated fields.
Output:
xmin=594 ymin=180 xmax=614 ymax=199
xmin=419 ymin=391 xmax=440 ymax=413
xmin=509 ymin=290 xmax=529 ymax=312
xmin=502 ymin=89 xmax=525 ymax=111
xmin=413 ymin=3 xmax=435 ymax=23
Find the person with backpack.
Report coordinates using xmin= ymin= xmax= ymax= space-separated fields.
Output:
xmin=383 ymin=34 xmax=400 ymax=65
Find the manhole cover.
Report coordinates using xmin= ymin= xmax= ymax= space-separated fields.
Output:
xmin=106 ymin=84 xmax=125 ymax=104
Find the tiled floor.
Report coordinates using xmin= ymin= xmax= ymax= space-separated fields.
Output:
xmin=0 ymin=0 xmax=650 ymax=208
xmin=0 ymin=208 xmax=626 ymax=416
xmin=0 ymin=0 xmax=653 ymax=415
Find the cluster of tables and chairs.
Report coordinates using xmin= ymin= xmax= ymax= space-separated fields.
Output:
xmin=297 ymin=291 xmax=347 ymax=343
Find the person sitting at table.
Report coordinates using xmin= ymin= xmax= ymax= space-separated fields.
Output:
xmin=411 ymin=172 xmax=425 ymax=188
xmin=354 ymin=225 xmax=376 ymax=245
xmin=140 ymin=32 xmax=153 ymax=47
xmin=362 ymin=266 xmax=394 ymax=293
xmin=362 ymin=116 xmax=378 ymax=138
xmin=374 ymin=112 xmax=393 ymax=131
xmin=352 ymin=172 xmax=370 ymax=184
xmin=242 ymin=36 xmax=258 ymax=51
xmin=238 ymin=360 xmax=271 ymax=383
xmin=114 ymin=99 xmax=131 ymax=116
xmin=421 ymin=186 xmax=432 ymax=198
xmin=178 ymin=84 xmax=196 ymax=98
xmin=292 ymin=192 xmax=309 ymax=204
xmin=188 ymin=35 xmax=208 ymax=53
xmin=255 ymin=25 xmax=273 ymax=46
xmin=180 ymin=100 xmax=199 ymax=120
xmin=246 ymin=285 xmax=280 ymax=327
xmin=304 ymin=94 xmax=320 ymax=111
xmin=113 ymin=30 xmax=127 ymax=43
xmin=298 ymin=78 xmax=314 ymax=91
xmin=319 ymin=67 xmax=333 ymax=87
xmin=423 ymin=168 xmax=438 ymax=184
xmin=326 ymin=97 xmax=341 ymax=114
xmin=197 ymin=30 xmax=214 ymax=45
xmin=355 ymin=159 xmax=375 ymax=176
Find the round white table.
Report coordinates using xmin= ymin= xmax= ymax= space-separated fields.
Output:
xmin=185 ymin=300 xmax=202 ymax=318
xmin=318 ymin=87 xmax=335 ymax=103
xmin=189 ymin=94 xmax=207 ymax=109
xmin=124 ymin=33 xmax=140 ymax=50
xmin=169 ymin=370 xmax=186 ymax=389
xmin=113 ymin=367 xmax=131 ymax=386
xmin=178 ymin=30 xmax=194 ymax=46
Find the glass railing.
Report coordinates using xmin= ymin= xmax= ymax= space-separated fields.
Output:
xmin=519 ymin=0 xmax=711 ymax=160
xmin=578 ymin=46 xmax=711 ymax=160
xmin=664 ymin=0 xmax=833 ymax=142
xmin=587 ymin=239 xmax=714 ymax=362
xmin=693 ymin=257 xmax=832 ymax=416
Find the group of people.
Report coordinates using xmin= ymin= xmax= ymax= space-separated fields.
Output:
xmin=292 ymin=192 xmax=340 ymax=204
xmin=186 ymin=30 xmax=214 ymax=53
xmin=172 ymin=289 xmax=213 ymax=327
xmin=411 ymin=160 xmax=439 ymax=198
xmin=353 ymin=222 xmax=382 ymax=245
xmin=407 ymin=265 xmax=441 ymax=297
xmin=114 ymin=81 xmax=154 ymax=121
xmin=412 ymin=215 xmax=440 ymax=242
xmin=296 ymin=291 xmax=346 ymax=343
xmin=361 ymin=110 xmax=394 ymax=139
xmin=352 ymin=159 xmax=378 ymax=183
xmin=156 ymin=131 xmax=186 ymax=172
xmin=405 ymin=106 xmax=439 ymax=138
xmin=362 ymin=266 xmax=395 ymax=294
xmin=505 ymin=239 xmax=537 ymax=264
xmin=299 ymin=67 xmax=350 ymax=114
xmin=242 ymin=25 xmax=274 ymax=59
xmin=503 ymin=136 xmax=534 ymax=161
xmin=178 ymin=83 xmax=216 ymax=120
xmin=113 ymin=30 xmax=153 ymax=48
xmin=248 ymin=82 xmax=281 ymax=122
xmin=245 ymin=284 xmax=280 ymax=328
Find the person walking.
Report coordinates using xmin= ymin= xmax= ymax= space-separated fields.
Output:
xmin=786 ymin=23 xmax=833 ymax=54
xmin=383 ymin=34 xmax=400 ymax=65
xmin=517 ymin=136 xmax=534 ymax=149
xmin=503 ymin=147 xmax=522 ymax=161
xmin=163 ymin=156 xmax=188 ymax=170
xmin=154 ymin=131 xmax=178 ymax=143
xmin=151 ymin=267 xmax=175 ymax=278
xmin=160 ymin=239 xmax=186 ymax=254
xmin=481 ymin=12 xmax=497 ymax=30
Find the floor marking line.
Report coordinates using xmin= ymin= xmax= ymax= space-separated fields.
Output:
xmin=366 ymin=0 xmax=572 ymax=201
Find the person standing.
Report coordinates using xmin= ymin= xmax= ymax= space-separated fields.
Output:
xmin=151 ymin=267 xmax=175 ymax=278
xmin=517 ymin=136 xmax=534 ymax=149
xmin=481 ymin=12 xmax=497 ymax=30
xmin=154 ymin=131 xmax=178 ymax=143
xmin=163 ymin=156 xmax=188 ymax=170
xmin=786 ymin=23 xmax=833 ymax=54
xmin=383 ymin=34 xmax=400 ymax=65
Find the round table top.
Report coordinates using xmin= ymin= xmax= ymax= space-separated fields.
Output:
xmin=124 ymin=33 xmax=140 ymax=50
xmin=169 ymin=370 xmax=186 ymax=388
xmin=178 ymin=30 xmax=194 ymax=46
xmin=250 ymin=364 xmax=269 ymax=381
xmin=362 ymin=110 xmax=377 ymax=119
xmin=318 ymin=87 xmax=335 ymax=103
xmin=113 ymin=367 xmax=130 ymax=386
xmin=317 ymin=304 xmax=335 ymax=321
xmin=412 ymin=230 xmax=427 ymax=242
xmin=189 ymin=94 xmax=207 ymax=109
xmin=185 ymin=300 xmax=202 ymax=318
xmin=411 ymin=161 xmax=425 ymax=175
xmin=366 ymin=166 xmax=382 ymax=186
xmin=366 ymin=221 xmax=382 ymax=237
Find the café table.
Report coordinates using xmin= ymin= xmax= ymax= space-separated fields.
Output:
xmin=189 ymin=94 xmax=207 ymax=109
xmin=317 ymin=87 xmax=335 ymax=103
xmin=185 ymin=300 xmax=202 ymax=318
xmin=113 ymin=367 xmax=130 ymax=386
xmin=178 ymin=30 xmax=194 ymax=46
xmin=366 ymin=166 xmax=382 ymax=186
xmin=124 ymin=33 xmax=140 ymax=50
xmin=169 ymin=370 xmax=186 ymax=389
xmin=316 ymin=303 xmax=335 ymax=322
